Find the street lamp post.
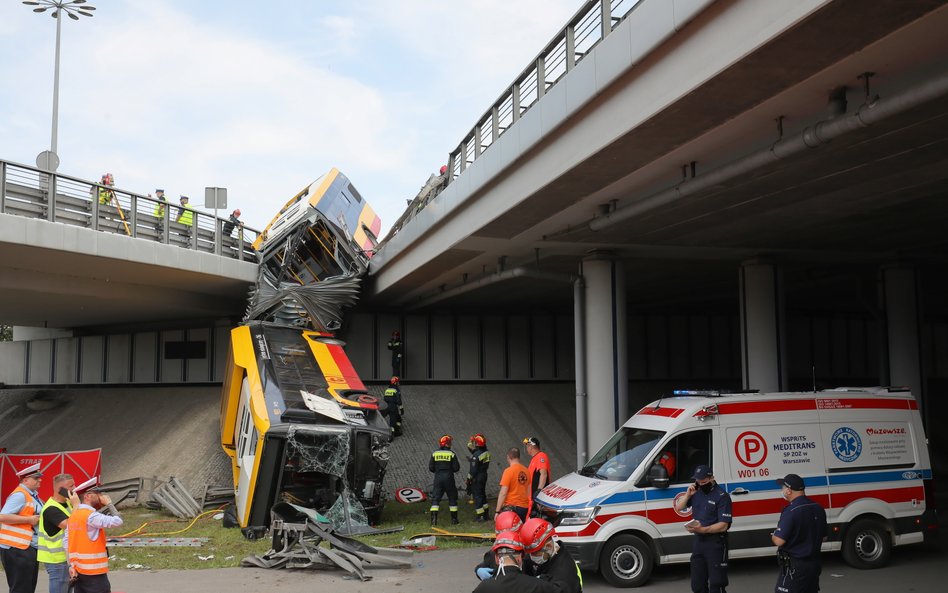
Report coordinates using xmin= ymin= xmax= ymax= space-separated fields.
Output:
xmin=23 ymin=0 xmax=96 ymax=171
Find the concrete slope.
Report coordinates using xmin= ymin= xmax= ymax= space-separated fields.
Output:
xmin=0 ymin=387 xmax=228 ymax=494
xmin=0 ymin=383 xmax=578 ymax=509
xmin=364 ymin=382 xmax=578 ymax=500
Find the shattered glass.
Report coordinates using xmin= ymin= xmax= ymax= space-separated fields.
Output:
xmin=324 ymin=488 xmax=369 ymax=531
xmin=286 ymin=425 xmax=349 ymax=477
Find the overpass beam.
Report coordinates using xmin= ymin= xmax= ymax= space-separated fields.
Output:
xmin=582 ymin=252 xmax=628 ymax=448
xmin=880 ymin=264 xmax=925 ymax=410
xmin=739 ymin=260 xmax=787 ymax=393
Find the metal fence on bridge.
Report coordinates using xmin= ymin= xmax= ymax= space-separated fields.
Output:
xmin=0 ymin=158 xmax=260 ymax=261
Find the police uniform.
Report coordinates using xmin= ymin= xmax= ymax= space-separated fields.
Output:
xmin=469 ymin=444 xmax=491 ymax=521
xmin=383 ymin=384 xmax=403 ymax=436
xmin=685 ymin=469 xmax=732 ymax=593
xmin=429 ymin=443 xmax=460 ymax=525
xmin=773 ymin=479 xmax=827 ymax=593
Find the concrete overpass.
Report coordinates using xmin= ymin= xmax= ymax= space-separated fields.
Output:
xmin=1 ymin=158 xmax=259 ymax=328
xmin=366 ymin=0 xmax=948 ymax=459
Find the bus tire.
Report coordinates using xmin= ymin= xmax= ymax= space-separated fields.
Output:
xmin=599 ymin=534 xmax=654 ymax=588
xmin=842 ymin=518 xmax=891 ymax=569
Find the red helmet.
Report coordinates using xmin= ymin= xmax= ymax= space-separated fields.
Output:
xmin=471 ymin=433 xmax=486 ymax=448
xmin=494 ymin=511 xmax=522 ymax=534
xmin=519 ymin=518 xmax=554 ymax=554
xmin=491 ymin=530 xmax=524 ymax=554
xmin=439 ymin=435 xmax=452 ymax=448
xmin=390 ymin=376 xmax=400 ymax=385
xmin=392 ymin=330 xmax=400 ymax=338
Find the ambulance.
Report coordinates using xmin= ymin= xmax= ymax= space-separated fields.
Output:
xmin=534 ymin=387 xmax=936 ymax=587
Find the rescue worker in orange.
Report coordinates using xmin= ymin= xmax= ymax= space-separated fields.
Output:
xmin=523 ymin=437 xmax=550 ymax=517
xmin=67 ymin=479 xmax=123 ymax=593
xmin=495 ymin=448 xmax=531 ymax=523
xmin=0 ymin=463 xmax=43 ymax=593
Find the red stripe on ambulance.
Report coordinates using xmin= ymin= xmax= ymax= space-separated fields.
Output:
xmin=636 ymin=406 xmax=684 ymax=418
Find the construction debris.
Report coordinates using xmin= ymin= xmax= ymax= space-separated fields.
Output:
xmin=151 ymin=476 xmax=202 ymax=519
xmin=106 ymin=537 xmax=208 ymax=548
xmin=241 ymin=503 xmax=411 ymax=580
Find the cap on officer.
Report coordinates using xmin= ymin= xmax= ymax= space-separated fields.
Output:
xmin=692 ymin=464 xmax=712 ymax=480
xmin=74 ymin=477 xmax=99 ymax=493
xmin=16 ymin=463 xmax=43 ymax=479
xmin=776 ymin=473 xmax=805 ymax=491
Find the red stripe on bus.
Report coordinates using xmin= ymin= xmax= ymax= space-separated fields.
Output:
xmin=326 ymin=343 xmax=366 ymax=390
xmin=636 ymin=406 xmax=684 ymax=418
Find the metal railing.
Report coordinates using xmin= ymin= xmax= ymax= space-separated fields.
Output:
xmin=446 ymin=0 xmax=643 ymax=180
xmin=0 ymin=158 xmax=260 ymax=261
xmin=380 ymin=1 xmax=644 ymax=240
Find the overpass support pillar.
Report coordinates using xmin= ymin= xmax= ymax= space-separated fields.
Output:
xmin=880 ymin=264 xmax=924 ymax=407
xmin=581 ymin=252 xmax=628 ymax=450
xmin=739 ymin=260 xmax=786 ymax=393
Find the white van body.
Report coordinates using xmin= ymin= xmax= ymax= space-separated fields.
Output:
xmin=535 ymin=388 xmax=936 ymax=588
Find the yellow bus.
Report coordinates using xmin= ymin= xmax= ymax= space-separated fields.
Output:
xmin=220 ymin=321 xmax=391 ymax=537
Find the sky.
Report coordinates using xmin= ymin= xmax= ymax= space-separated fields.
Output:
xmin=0 ymin=0 xmax=579 ymax=234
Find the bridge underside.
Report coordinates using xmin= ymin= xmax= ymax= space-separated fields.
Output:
xmin=370 ymin=0 xmax=948 ymax=316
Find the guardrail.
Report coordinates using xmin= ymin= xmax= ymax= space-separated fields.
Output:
xmin=445 ymin=0 xmax=642 ymax=180
xmin=0 ymin=158 xmax=260 ymax=261
xmin=381 ymin=0 xmax=644 ymax=240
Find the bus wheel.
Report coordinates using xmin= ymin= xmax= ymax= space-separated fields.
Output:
xmin=842 ymin=518 xmax=891 ymax=569
xmin=599 ymin=534 xmax=653 ymax=587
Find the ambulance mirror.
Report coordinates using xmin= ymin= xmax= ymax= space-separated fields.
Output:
xmin=648 ymin=463 xmax=670 ymax=489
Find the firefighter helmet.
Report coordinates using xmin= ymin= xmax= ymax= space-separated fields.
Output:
xmin=519 ymin=518 xmax=554 ymax=554
xmin=439 ymin=435 xmax=452 ymax=448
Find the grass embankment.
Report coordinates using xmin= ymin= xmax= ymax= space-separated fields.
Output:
xmin=109 ymin=498 xmax=491 ymax=570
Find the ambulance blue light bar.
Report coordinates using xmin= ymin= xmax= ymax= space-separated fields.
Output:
xmin=672 ymin=389 xmax=760 ymax=397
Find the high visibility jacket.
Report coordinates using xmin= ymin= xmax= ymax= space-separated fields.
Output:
xmin=0 ymin=485 xmax=38 ymax=549
xmin=98 ymin=188 xmax=113 ymax=205
xmin=37 ymin=498 xmax=71 ymax=564
xmin=154 ymin=202 xmax=166 ymax=218
xmin=67 ymin=508 xmax=108 ymax=575
xmin=429 ymin=448 xmax=460 ymax=474
xmin=178 ymin=207 xmax=194 ymax=226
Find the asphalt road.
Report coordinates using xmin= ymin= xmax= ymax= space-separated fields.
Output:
xmin=110 ymin=538 xmax=944 ymax=593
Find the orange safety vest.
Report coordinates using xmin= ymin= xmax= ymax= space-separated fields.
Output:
xmin=67 ymin=508 xmax=109 ymax=575
xmin=0 ymin=485 xmax=38 ymax=549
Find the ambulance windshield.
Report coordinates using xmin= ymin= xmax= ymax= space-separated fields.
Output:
xmin=580 ymin=427 xmax=664 ymax=481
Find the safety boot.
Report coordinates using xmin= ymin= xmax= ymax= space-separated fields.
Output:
xmin=430 ymin=511 xmax=438 ymax=526
xmin=451 ymin=510 xmax=459 ymax=525
xmin=482 ymin=506 xmax=491 ymax=521
xmin=475 ymin=513 xmax=488 ymax=523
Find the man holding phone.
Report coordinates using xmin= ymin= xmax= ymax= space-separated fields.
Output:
xmin=67 ymin=480 xmax=122 ymax=593
xmin=38 ymin=474 xmax=76 ymax=593
xmin=675 ymin=465 xmax=732 ymax=593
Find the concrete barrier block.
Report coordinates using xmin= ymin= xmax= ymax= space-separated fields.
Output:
xmin=540 ymin=80 xmax=567 ymax=136
xmin=517 ymin=104 xmax=543 ymax=154
xmin=629 ymin=0 xmax=675 ymax=66
xmin=565 ymin=53 xmax=597 ymax=114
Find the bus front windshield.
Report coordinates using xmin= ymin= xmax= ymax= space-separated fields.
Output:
xmin=579 ymin=427 xmax=664 ymax=481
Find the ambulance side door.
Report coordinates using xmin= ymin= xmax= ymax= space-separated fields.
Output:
xmin=640 ymin=427 xmax=717 ymax=557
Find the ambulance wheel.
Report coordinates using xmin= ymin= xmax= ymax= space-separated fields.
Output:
xmin=842 ymin=518 xmax=891 ymax=569
xmin=600 ymin=534 xmax=653 ymax=587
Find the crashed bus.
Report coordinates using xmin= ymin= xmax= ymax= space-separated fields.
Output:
xmin=220 ymin=169 xmax=386 ymax=537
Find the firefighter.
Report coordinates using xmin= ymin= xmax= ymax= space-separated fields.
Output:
xmin=386 ymin=330 xmax=403 ymax=376
xmin=467 ymin=433 xmax=491 ymax=522
xmin=520 ymin=517 xmax=583 ymax=592
xmin=475 ymin=511 xmax=524 ymax=580
xmin=473 ymin=530 xmax=562 ymax=593
xmin=428 ymin=435 xmax=460 ymax=526
xmin=383 ymin=376 xmax=403 ymax=437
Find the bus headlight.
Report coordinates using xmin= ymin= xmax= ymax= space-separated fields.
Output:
xmin=558 ymin=506 xmax=600 ymax=526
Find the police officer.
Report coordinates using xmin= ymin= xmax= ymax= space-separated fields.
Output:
xmin=429 ymin=435 xmax=460 ymax=526
xmin=675 ymin=465 xmax=732 ymax=593
xmin=467 ymin=434 xmax=491 ymax=522
xmin=772 ymin=474 xmax=827 ymax=593
xmin=383 ymin=376 xmax=404 ymax=437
